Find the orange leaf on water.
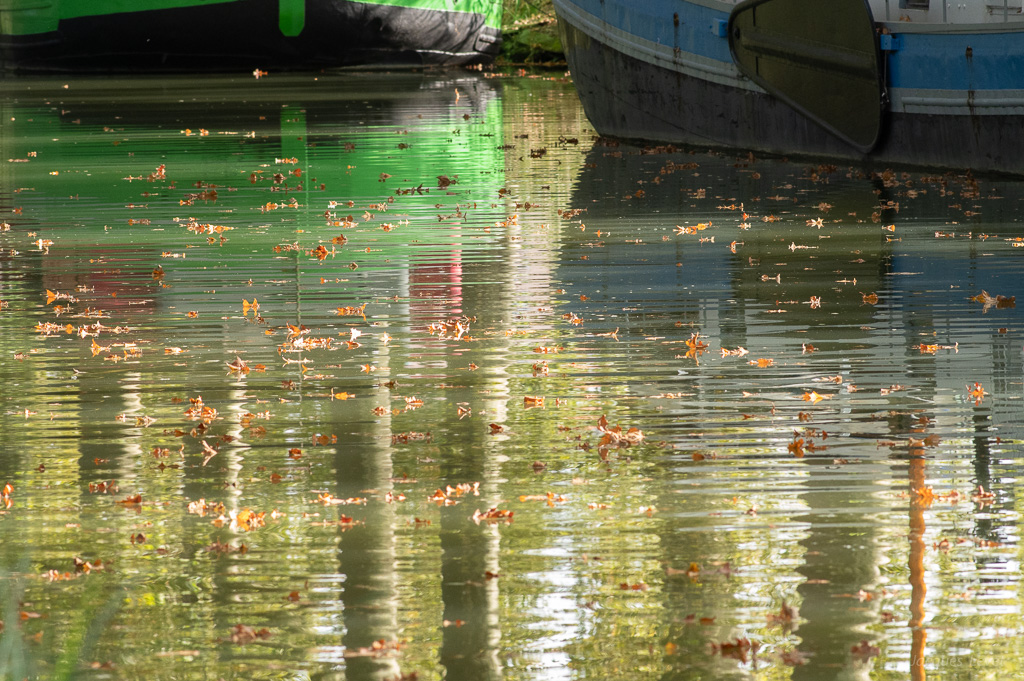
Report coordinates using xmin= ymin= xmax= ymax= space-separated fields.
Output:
xmin=711 ymin=637 xmax=760 ymax=663
xmin=233 ymin=508 xmax=266 ymax=532
xmin=850 ymin=640 xmax=880 ymax=661
xmin=767 ymin=601 xmax=798 ymax=626
xmin=619 ymin=582 xmax=648 ymax=591
xmin=229 ymin=623 xmax=271 ymax=645
xmin=472 ymin=507 xmax=513 ymax=524
xmin=970 ymin=290 xmax=1015 ymax=311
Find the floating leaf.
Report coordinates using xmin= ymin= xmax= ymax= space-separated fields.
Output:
xmin=970 ymin=290 xmax=1015 ymax=312
xmin=472 ymin=507 xmax=513 ymax=524
xmin=228 ymin=624 xmax=271 ymax=645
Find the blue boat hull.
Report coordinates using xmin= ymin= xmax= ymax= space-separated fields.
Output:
xmin=556 ymin=0 xmax=1024 ymax=175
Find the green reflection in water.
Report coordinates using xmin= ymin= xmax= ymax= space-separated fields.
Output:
xmin=0 ymin=71 xmax=1023 ymax=681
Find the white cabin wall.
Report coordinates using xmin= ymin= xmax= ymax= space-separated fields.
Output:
xmin=868 ymin=0 xmax=1023 ymax=23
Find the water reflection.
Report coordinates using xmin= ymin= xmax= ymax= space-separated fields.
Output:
xmin=566 ymin=142 xmax=1024 ymax=679
xmin=1 ymin=70 xmax=1023 ymax=681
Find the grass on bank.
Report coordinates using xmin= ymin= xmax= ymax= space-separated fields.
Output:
xmin=500 ymin=0 xmax=565 ymax=65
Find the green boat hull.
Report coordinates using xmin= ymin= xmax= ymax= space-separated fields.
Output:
xmin=0 ymin=0 xmax=501 ymax=71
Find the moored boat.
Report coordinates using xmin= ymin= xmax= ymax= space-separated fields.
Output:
xmin=554 ymin=0 xmax=1024 ymax=174
xmin=0 ymin=0 xmax=501 ymax=72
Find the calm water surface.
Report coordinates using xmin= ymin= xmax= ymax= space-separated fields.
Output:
xmin=1 ymin=70 xmax=1023 ymax=681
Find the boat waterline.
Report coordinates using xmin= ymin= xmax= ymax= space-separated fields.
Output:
xmin=555 ymin=0 xmax=1024 ymax=174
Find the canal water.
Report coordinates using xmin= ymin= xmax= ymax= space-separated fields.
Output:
xmin=1 ymin=70 xmax=1022 ymax=680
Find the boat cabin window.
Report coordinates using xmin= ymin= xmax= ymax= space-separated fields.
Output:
xmin=899 ymin=0 xmax=929 ymax=8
